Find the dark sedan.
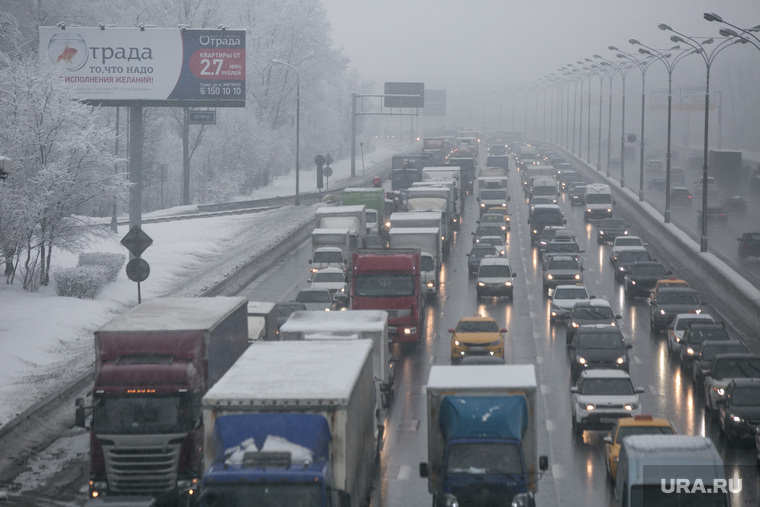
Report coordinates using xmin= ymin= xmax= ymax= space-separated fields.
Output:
xmin=466 ymin=244 xmax=500 ymax=276
xmin=613 ymin=249 xmax=653 ymax=283
xmin=697 ymin=207 xmax=728 ymax=227
xmin=719 ymin=379 xmax=760 ymax=444
xmin=649 ymin=287 xmax=702 ymax=333
xmin=596 ymin=218 xmax=629 ymax=244
xmin=624 ymin=261 xmax=670 ymax=298
xmin=721 ymin=196 xmax=747 ymax=215
xmin=692 ymin=340 xmax=749 ymax=388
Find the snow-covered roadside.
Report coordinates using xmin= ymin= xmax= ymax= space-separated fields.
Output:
xmin=0 ymin=139 xmax=407 ymax=428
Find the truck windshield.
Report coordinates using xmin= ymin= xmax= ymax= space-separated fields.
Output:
xmin=202 ymin=483 xmax=321 ymax=507
xmin=446 ymin=442 xmax=523 ymax=475
xmin=312 ymin=251 xmax=343 ymax=264
xmin=312 ymin=272 xmax=344 ymax=283
xmin=92 ymin=394 xmax=194 ymax=434
xmin=532 ymin=187 xmax=556 ymax=196
xmin=630 ymin=485 xmax=727 ymax=506
xmin=355 ymin=274 xmax=415 ymax=297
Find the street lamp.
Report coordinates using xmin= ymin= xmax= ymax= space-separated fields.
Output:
xmin=631 ymin=41 xmax=696 ymax=223
xmin=617 ymin=46 xmax=658 ymax=202
xmin=271 ymin=59 xmax=300 ymax=206
xmin=658 ymin=24 xmax=746 ymax=252
xmin=704 ymin=12 xmax=760 ymax=51
xmin=578 ymin=59 xmax=601 ymax=164
xmin=597 ymin=53 xmax=634 ymax=186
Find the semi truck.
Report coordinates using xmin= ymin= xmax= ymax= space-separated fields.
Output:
xmin=351 ymin=248 xmax=424 ymax=346
xmin=388 ymin=211 xmax=449 ymax=255
xmin=310 ymin=228 xmax=351 ymax=273
xmin=388 ymin=227 xmax=441 ymax=300
xmin=419 ymin=364 xmax=548 ymax=507
xmin=342 ymin=187 xmax=386 ymax=237
xmin=75 ymin=297 xmax=250 ymax=504
xmin=315 ymin=205 xmax=367 ymax=252
xmin=200 ymin=340 xmax=376 ymax=507
xmin=278 ymin=309 xmax=394 ymax=411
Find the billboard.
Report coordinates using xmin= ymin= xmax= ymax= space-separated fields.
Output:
xmin=39 ymin=26 xmax=246 ymax=107
xmin=383 ymin=82 xmax=424 ymax=108
xmin=423 ymin=89 xmax=446 ymax=116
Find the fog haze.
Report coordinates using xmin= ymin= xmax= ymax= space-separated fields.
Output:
xmin=323 ymin=0 xmax=759 ymax=92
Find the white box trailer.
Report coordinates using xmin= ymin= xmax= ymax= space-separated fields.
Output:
xmin=202 ymin=340 xmax=376 ymax=507
xmin=315 ymin=205 xmax=367 ymax=251
xmin=388 ymin=211 xmax=450 ymax=255
xmin=388 ymin=227 xmax=442 ymax=299
xmin=278 ymin=310 xmax=394 ymax=410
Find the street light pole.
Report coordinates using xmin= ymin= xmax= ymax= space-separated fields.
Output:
xmin=597 ymin=54 xmax=633 ymax=185
xmin=659 ymin=24 xmax=746 ymax=252
xmin=272 ymin=59 xmax=300 ymax=205
xmin=632 ymin=42 xmax=696 ymax=223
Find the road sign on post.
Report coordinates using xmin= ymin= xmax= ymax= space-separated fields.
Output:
xmin=120 ymin=226 xmax=153 ymax=258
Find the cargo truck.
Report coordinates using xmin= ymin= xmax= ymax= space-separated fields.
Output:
xmin=75 ymin=297 xmax=250 ymax=504
xmin=351 ymin=248 xmax=424 ymax=346
xmin=342 ymin=187 xmax=386 ymax=237
xmin=310 ymin=228 xmax=351 ymax=273
xmin=279 ymin=309 xmax=394 ymax=410
xmin=391 ymin=153 xmax=425 ymax=190
xmin=486 ymin=155 xmax=510 ymax=173
xmin=200 ymin=340 xmax=376 ymax=507
xmin=246 ymin=301 xmax=277 ymax=342
xmin=315 ymin=205 xmax=367 ymax=251
xmin=423 ymin=137 xmax=449 ymax=165
xmin=388 ymin=227 xmax=441 ymax=300
xmin=419 ymin=364 xmax=548 ymax=507
xmin=406 ymin=185 xmax=459 ymax=230
xmin=388 ymin=211 xmax=449 ymax=255
xmin=708 ymin=149 xmax=742 ymax=191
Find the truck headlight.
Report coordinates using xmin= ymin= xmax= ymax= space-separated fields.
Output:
xmin=480 ymin=203 xmax=486 ymax=207
xmin=478 ymin=282 xmax=485 ymax=286
xmin=404 ymin=327 xmax=416 ymax=335
xmin=630 ymin=280 xmax=636 ymax=285
xmin=427 ymin=281 xmax=434 ymax=287
xmin=586 ymin=208 xmax=592 ymax=213
xmin=546 ymin=274 xmax=553 ymax=280
xmin=574 ymin=274 xmax=581 ymax=280
xmin=660 ymin=309 xmax=666 ymax=315
xmin=686 ymin=347 xmax=695 ymax=355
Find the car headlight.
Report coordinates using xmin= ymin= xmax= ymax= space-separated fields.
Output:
xmin=546 ymin=274 xmax=554 ymax=280
xmin=616 ymin=356 xmax=626 ymax=364
xmin=576 ymin=355 xmax=587 ymax=365
xmin=630 ymin=280 xmax=636 ymax=285
xmin=660 ymin=309 xmax=666 ymax=315
xmin=574 ymin=274 xmax=581 ymax=280
xmin=506 ymin=217 xmax=511 ymax=222
xmin=571 ymin=321 xmax=579 ymax=328
xmin=618 ymin=266 xmax=626 ymax=271
xmin=586 ymin=208 xmax=592 ymax=213
xmin=713 ymin=387 xmax=725 ymax=397
xmin=607 ymin=208 xmax=612 ymax=212
xmin=501 ymin=226 xmax=506 ymax=231
xmin=505 ymin=281 xmax=512 ymax=286
xmin=532 ymin=229 xmax=538 ymax=234
xmin=426 ymin=281 xmax=434 ymax=287
xmin=731 ymin=415 xmax=743 ymax=423
xmin=624 ymin=403 xmax=638 ymax=411
xmin=480 ymin=203 xmax=486 ymax=207
xmin=454 ymin=340 xmax=460 ymax=346
xmin=686 ymin=347 xmax=695 ymax=355
xmin=623 ymin=230 xmax=629 ymax=235
xmin=478 ymin=282 xmax=485 ymax=286
xmin=582 ymin=403 xmax=595 ymax=411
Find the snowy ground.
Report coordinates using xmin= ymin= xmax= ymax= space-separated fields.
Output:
xmin=0 ymin=140 xmax=405 ymax=429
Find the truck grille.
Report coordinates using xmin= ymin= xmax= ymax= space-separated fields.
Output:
xmin=102 ymin=438 xmax=181 ymax=493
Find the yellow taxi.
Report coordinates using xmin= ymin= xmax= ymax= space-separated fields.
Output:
xmin=450 ymin=315 xmax=506 ymax=364
xmin=486 ymin=206 xmax=511 ymax=230
xmin=648 ymin=278 xmax=690 ymax=302
xmin=603 ymin=415 xmax=676 ymax=481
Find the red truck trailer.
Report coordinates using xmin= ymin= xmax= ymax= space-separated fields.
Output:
xmin=351 ymin=249 xmax=423 ymax=345
xmin=75 ymin=297 xmax=249 ymax=505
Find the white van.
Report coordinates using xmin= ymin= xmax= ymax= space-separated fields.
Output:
xmin=584 ymin=183 xmax=613 ymax=221
xmin=615 ymin=435 xmax=730 ymax=507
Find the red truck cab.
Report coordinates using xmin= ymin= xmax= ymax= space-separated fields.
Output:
xmin=351 ymin=249 xmax=423 ymax=345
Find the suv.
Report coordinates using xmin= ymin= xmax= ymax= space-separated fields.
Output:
xmin=543 ymin=255 xmax=583 ymax=297
xmin=718 ymin=379 xmax=760 ymax=444
xmin=649 ymin=287 xmax=702 ymax=334
xmin=550 ymin=285 xmax=591 ymax=324
xmin=703 ymin=353 xmax=760 ymax=417
xmin=567 ymin=324 xmax=632 ymax=381
xmin=570 ymin=369 xmax=644 ymax=436
xmin=476 ymin=258 xmax=517 ymax=299
xmin=570 ymin=184 xmax=587 ymax=206
xmin=738 ymin=232 xmax=760 ymax=260
xmin=623 ymin=261 xmax=670 ymax=298
xmin=528 ymin=204 xmax=565 ymax=244
xmin=537 ymin=226 xmax=566 ymax=253
xmin=566 ymin=299 xmax=622 ymax=344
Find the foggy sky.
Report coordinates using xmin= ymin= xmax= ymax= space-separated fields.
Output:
xmin=322 ymin=0 xmax=760 ymax=94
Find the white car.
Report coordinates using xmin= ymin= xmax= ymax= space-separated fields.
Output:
xmin=294 ymin=287 xmax=335 ymax=312
xmin=609 ymin=236 xmax=647 ymax=263
xmin=666 ymin=313 xmax=714 ymax=356
xmin=550 ymin=285 xmax=590 ymax=323
xmin=309 ymin=267 xmax=348 ymax=307
xmin=570 ymin=369 xmax=645 ymax=436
